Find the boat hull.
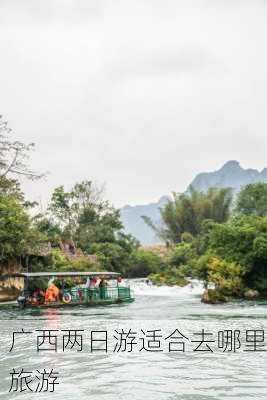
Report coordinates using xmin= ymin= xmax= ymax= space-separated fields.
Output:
xmin=23 ymin=297 xmax=134 ymax=308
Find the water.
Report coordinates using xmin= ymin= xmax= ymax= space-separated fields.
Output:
xmin=0 ymin=279 xmax=267 ymax=399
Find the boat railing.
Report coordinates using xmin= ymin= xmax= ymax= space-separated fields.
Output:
xmin=67 ymin=286 xmax=132 ymax=303
xmin=22 ymin=285 xmax=133 ymax=306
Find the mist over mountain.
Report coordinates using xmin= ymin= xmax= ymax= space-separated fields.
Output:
xmin=120 ymin=161 xmax=267 ymax=245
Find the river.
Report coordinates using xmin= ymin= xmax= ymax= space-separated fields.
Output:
xmin=0 ymin=279 xmax=267 ymax=399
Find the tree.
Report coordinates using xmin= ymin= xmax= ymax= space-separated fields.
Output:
xmin=33 ymin=217 xmax=62 ymax=246
xmin=0 ymin=193 xmax=43 ymax=262
xmin=144 ymin=187 xmax=233 ymax=244
xmin=0 ymin=175 xmax=23 ymax=198
xmin=49 ymin=181 xmax=117 ymax=242
xmin=0 ymin=115 xmax=43 ymax=182
xmin=49 ymin=185 xmax=75 ymax=237
xmin=47 ymin=180 xmax=139 ymax=274
xmin=206 ymin=215 xmax=267 ymax=292
xmin=76 ymin=208 xmax=124 ymax=251
xmin=128 ymin=249 xmax=162 ymax=278
xmin=168 ymin=242 xmax=196 ymax=267
xmin=236 ymin=182 xmax=267 ymax=217
xmin=207 ymin=257 xmax=245 ymax=295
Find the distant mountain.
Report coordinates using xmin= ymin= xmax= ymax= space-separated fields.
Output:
xmin=120 ymin=196 xmax=169 ymax=245
xmin=120 ymin=161 xmax=267 ymax=245
xmin=189 ymin=160 xmax=267 ymax=192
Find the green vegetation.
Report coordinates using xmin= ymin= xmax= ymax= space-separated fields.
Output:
xmin=146 ymin=183 xmax=267 ymax=300
xmin=127 ymin=249 xmax=163 ymax=278
xmin=0 ymin=116 xmax=158 ymax=279
xmin=143 ymin=187 xmax=232 ymax=244
xmin=1 ymin=114 xmax=267 ymax=303
xmin=1 ymin=173 xmax=148 ymax=275
xmin=235 ymin=182 xmax=267 ymax=216
xmin=0 ymin=193 xmax=34 ymax=260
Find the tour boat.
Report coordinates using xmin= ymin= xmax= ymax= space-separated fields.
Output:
xmin=9 ymin=271 xmax=134 ymax=308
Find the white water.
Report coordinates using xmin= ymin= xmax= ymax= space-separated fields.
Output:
xmin=130 ymin=278 xmax=204 ymax=297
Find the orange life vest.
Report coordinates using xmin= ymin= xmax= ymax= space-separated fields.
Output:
xmin=45 ymin=283 xmax=59 ymax=302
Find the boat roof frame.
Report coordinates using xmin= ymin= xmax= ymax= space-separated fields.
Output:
xmin=1 ymin=271 xmax=120 ymax=279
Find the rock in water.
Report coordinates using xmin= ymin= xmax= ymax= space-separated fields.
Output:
xmin=201 ymin=289 xmax=227 ymax=304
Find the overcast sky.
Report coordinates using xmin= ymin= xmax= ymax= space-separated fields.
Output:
xmin=0 ymin=0 xmax=267 ymax=207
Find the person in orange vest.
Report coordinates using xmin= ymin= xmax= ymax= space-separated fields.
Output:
xmin=45 ymin=283 xmax=59 ymax=303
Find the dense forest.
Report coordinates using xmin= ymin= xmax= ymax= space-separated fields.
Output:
xmin=1 ymin=116 xmax=267 ymax=303
xmin=146 ymin=183 xmax=267 ymax=302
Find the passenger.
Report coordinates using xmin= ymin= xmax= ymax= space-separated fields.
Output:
xmin=99 ymin=278 xmax=107 ymax=300
xmin=117 ymin=276 xmax=123 ymax=286
xmin=45 ymin=283 xmax=60 ymax=303
xmin=32 ymin=288 xmax=45 ymax=304
xmin=99 ymin=278 xmax=107 ymax=287
xmin=39 ymin=289 xmax=45 ymax=304
xmin=88 ymin=277 xmax=97 ymax=300
xmin=90 ymin=277 xmax=97 ymax=288
xmin=31 ymin=290 xmax=38 ymax=305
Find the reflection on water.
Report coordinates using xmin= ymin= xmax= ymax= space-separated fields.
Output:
xmin=0 ymin=279 xmax=267 ymax=399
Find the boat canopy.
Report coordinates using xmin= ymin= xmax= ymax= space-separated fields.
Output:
xmin=1 ymin=271 xmax=120 ymax=279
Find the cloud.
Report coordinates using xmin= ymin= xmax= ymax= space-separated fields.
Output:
xmin=0 ymin=0 xmax=266 ymax=207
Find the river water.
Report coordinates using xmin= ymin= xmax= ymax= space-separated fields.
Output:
xmin=0 ymin=279 xmax=267 ymax=399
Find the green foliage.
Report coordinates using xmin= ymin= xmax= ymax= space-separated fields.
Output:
xmin=28 ymin=277 xmax=47 ymax=292
xmin=49 ymin=181 xmax=109 ymax=239
xmin=0 ymin=193 xmax=43 ymax=261
xmin=128 ymin=249 xmax=163 ymax=278
xmin=181 ymin=232 xmax=194 ymax=243
xmin=236 ymin=182 xmax=267 ymax=216
xmin=154 ymin=209 xmax=267 ymax=297
xmin=89 ymin=242 xmax=129 ymax=274
xmin=149 ymin=266 xmax=188 ymax=286
xmin=33 ymin=217 xmax=61 ymax=246
xmin=208 ymin=215 xmax=267 ymax=270
xmin=148 ymin=187 xmax=232 ymax=244
xmin=207 ymin=257 xmax=245 ymax=295
xmin=208 ymin=218 xmax=256 ymax=267
xmin=253 ymin=236 xmax=267 ymax=258
xmin=46 ymin=180 xmax=140 ymax=276
xmin=191 ymin=253 xmax=211 ymax=285
xmin=202 ymin=288 xmax=227 ymax=304
xmin=77 ymin=208 xmax=123 ymax=250
xmin=51 ymin=249 xmax=99 ymax=272
xmin=147 ymin=243 xmax=193 ymax=286
xmin=168 ymin=242 xmax=196 ymax=267
xmin=189 ymin=215 xmax=267 ymax=295
xmin=0 ymin=176 xmax=23 ymax=199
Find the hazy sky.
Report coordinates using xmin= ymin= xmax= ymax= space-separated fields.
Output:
xmin=0 ymin=0 xmax=267 ymax=207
